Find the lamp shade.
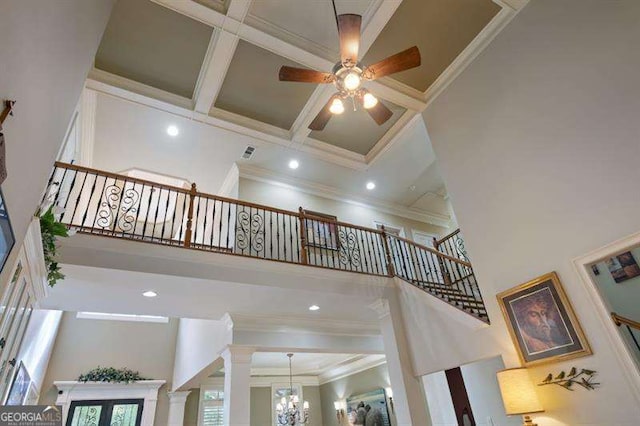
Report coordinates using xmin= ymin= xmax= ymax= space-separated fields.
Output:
xmin=497 ymin=368 xmax=544 ymax=415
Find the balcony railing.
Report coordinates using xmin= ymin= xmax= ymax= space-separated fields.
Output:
xmin=43 ymin=162 xmax=488 ymax=322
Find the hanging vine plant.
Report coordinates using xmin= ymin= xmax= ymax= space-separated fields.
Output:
xmin=39 ymin=206 xmax=69 ymax=287
xmin=78 ymin=367 xmax=149 ymax=384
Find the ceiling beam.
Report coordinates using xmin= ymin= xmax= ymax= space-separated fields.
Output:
xmin=85 ymin=74 xmax=369 ymax=171
xmin=192 ymin=0 xmax=252 ymax=113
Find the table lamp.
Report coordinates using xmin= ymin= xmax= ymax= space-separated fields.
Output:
xmin=497 ymin=368 xmax=544 ymax=426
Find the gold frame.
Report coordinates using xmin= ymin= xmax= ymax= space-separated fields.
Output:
xmin=497 ymin=271 xmax=592 ymax=366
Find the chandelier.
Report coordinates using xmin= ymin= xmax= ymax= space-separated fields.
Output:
xmin=276 ymin=354 xmax=310 ymax=425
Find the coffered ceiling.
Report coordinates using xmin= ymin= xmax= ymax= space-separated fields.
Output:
xmin=90 ymin=0 xmax=518 ymax=164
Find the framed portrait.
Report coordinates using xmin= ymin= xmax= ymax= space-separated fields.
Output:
xmin=304 ymin=210 xmax=338 ymax=251
xmin=497 ymin=272 xmax=591 ymax=366
xmin=6 ymin=361 xmax=31 ymax=405
xmin=605 ymin=251 xmax=640 ymax=283
xmin=346 ymin=388 xmax=391 ymax=426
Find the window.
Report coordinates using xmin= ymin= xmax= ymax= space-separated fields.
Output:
xmin=76 ymin=312 xmax=169 ymax=324
xmin=199 ymin=387 xmax=224 ymax=426
xmin=67 ymin=399 xmax=143 ymax=426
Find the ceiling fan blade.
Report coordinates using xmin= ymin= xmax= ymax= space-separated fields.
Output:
xmin=338 ymin=14 xmax=362 ymax=67
xmin=279 ymin=66 xmax=334 ymax=83
xmin=363 ymin=46 xmax=421 ymax=80
xmin=308 ymin=96 xmax=336 ymax=131
xmin=366 ymin=100 xmax=393 ymax=126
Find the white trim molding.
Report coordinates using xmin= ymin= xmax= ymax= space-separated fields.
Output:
xmin=54 ymin=380 xmax=166 ymax=426
xmin=572 ymin=231 xmax=640 ymax=407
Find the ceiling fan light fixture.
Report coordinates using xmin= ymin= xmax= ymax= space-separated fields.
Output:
xmin=363 ymin=92 xmax=378 ymax=109
xmin=329 ymin=98 xmax=345 ymax=115
xmin=343 ymin=72 xmax=361 ymax=91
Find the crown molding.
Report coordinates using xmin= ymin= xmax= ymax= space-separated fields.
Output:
xmin=237 ymin=164 xmax=451 ymax=227
xmin=227 ymin=313 xmax=380 ymax=337
xmin=201 ymin=375 xmax=320 ymax=387
xmin=318 ymin=355 xmax=387 ymax=385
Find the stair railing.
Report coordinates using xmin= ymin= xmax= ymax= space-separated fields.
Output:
xmin=434 ymin=228 xmax=470 ymax=263
xmin=43 ymin=162 xmax=488 ymax=322
xmin=386 ymin=234 xmax=488 ymax=322
xmin=612 ymin=312 xmax=640 ymax=353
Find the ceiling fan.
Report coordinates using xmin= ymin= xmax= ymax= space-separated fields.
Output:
xmin=278 ymin=6 xmax=421 ymax=131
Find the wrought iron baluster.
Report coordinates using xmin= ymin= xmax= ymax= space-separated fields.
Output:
xmin=70 ymin=171 xmax=89 ymax=225
xmin=160 ymin=188 xmax=172 ymax=243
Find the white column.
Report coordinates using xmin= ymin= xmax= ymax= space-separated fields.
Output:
xmin=167 ymin=390 xmax=191 ymax=426
xmin=370 ymin=296 xmax=431 ymax=426
xmin=221 ymin=345 xmax=254 ymax=426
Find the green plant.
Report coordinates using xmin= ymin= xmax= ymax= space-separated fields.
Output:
xmin=78 ymin=367 xmax=148 ymax=384
xmin=39 ymin=206 xmax=69 ymax=287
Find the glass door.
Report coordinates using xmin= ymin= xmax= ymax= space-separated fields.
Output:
xmin=67 ymin=399 xmax=143 ymax=426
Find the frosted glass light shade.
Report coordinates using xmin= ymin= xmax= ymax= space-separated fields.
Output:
xmin=497 ymin=368 xmax=544 ymax=415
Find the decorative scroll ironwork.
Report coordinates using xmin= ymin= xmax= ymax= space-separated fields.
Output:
xmin=338 ymin=227 xmax=361 ymax=268
xmin=95 ymin=184 xmax=121 ymax=229
xmin=454 ymin=234 xmax=470 ymax=262
xmin=95 ymin=184 xmax=140 ymax=233
xmin=236 ymin=209 xmax=265 ymax=253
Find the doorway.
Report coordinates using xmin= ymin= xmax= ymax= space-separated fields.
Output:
xmin=67 ymin=399 xmax=143 ymax=426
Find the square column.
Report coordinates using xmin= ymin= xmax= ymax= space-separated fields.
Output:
xmin=167 ymin=390 xmax=191 ymax=426
xmin=370 ymin=295 xmax=431 ymax=426
xmin=221 ymin=345 xmax=255 ymax=426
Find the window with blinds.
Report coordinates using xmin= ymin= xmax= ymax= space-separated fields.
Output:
xmin=199 ymin=388 xmax=224 ymax=426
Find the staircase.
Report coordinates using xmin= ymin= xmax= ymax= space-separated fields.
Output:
xmin=43 ymin=162 xmax=489 ymax=323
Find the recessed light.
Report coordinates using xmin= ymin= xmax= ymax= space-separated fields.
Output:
xmin=142 ymin=291 xmax=157 ymax=298
xmin=366 ymin=182 xmax=376 ymax=190
xmin=289 ymin=159 xmax=299 ymax=170
xmin=167 ymin=125 xmax=179 ymax=137
xmin=309 ymin=305 xmax=320 ymax=311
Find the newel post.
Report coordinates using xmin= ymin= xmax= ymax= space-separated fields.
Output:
xmin=380 ymin=225 xmax=395 ymax=277
xmin=183 ymin=182 xmax=197 ymax=248
xmin=298 ymin=207 xmax=308 ymax=265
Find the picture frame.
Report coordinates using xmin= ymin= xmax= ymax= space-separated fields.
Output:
xmin=346 ymin=388 xmax=391 ymax=426
xmin=0 ymin=188 xmax=15 ymax=274
xmin=303 ymin=210 xmax=339 ymax=251
xmin=605 ymin=251 xmax=640 ymax=283
xmin=6 ymin=361 xmax=31 ymax=405
xmin=497 ymin=272 xmax=592 ymax=366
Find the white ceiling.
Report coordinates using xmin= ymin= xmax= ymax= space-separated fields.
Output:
xmin=85 ymin=0 xmax=512 ymax=225
xmin=251 ymin=352 xmax=360 ymax=373
xmin=41 ymin=264 xmax=383 ymax=327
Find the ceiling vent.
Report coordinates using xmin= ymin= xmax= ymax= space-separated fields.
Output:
xmin=241 ymin=146 xmax=255 ymax=160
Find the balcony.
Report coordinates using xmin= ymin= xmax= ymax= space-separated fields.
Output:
xmin=44 ymin=162 xmax=489 ymax=323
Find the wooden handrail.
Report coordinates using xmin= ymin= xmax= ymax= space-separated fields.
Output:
xmin=435 ymin=228 xmax=461 ymax=246
xmin=387 ymin=233 xmax=473 ymax=268
xmin=53 ymin=161 xmax=384 ymax=234
xmin=54 ymin=161 xmax=192 ymax=194
xmin=612 ymin=312 xmax=640 ymax=331
xmin=0 ymin=100 xmax=15 ymax=126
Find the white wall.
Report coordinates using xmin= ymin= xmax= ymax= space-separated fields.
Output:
xmin=172 ymin=318 xmax=232 ymax=390
xmin=92 ymin=93 xmax=258 ymax=195
xmin=422 ymin=371 xmax=456 ymax=426
xmin=421 ymin=0 xmax=640 ymax=424
xmin=238 ymin=177 xmax=446 ymax=238
xmin=0 ymin=0 xmax=114 ymax=284
xmin=40 ymin=312 xmax=178 ymax=426
xmin=461 ymin=356 xmax=519 ymax=426
xmin=16 ymin=310 xmax=63 ymax=398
